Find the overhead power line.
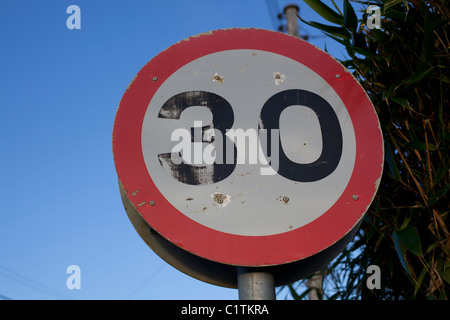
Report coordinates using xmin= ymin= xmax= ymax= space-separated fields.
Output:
xmin=265 ymin=0 xmax=283 ymax=31
xmin=0 ymin=264 xmax=70 ymax=299
xmin=127 ymin=263 xmax=166 ymax=299
xmin=0 ymin=293 xmax=12 ymax=300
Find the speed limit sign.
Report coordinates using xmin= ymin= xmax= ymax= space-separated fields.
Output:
xmin=113 ymin=28 xmax=383 ymax=286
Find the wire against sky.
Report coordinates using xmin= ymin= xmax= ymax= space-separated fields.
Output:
xmin=265 ymin=0 xmax=282 ymax=31
xmin=127 ymin=262 xmax=167 ymax=299
xmin=0 ymin=264 xmax=71 ymax=300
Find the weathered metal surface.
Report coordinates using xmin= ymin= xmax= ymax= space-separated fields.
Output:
xmin=237 ymin=267 xmax=275 ymax=300
xmin=113 ymin=28 xmax=383 ymax=281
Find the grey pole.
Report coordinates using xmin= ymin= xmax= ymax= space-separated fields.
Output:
xmin=307 ymin=270 xmax=323 ymax=300
xmin=284 ymin=4 xmax=300 ymax=38
xmin=237 ymin=267 xmax=276 ymax=300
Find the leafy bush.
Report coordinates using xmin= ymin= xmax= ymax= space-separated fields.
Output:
xmin=289 ymin=0 xmax=449 ymax=300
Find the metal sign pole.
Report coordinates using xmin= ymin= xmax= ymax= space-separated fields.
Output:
xmin=237 ymin=267 xmax=276 ymax=300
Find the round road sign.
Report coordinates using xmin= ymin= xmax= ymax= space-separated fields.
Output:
xmin=113 ymin=28 xmax=383 ymax=273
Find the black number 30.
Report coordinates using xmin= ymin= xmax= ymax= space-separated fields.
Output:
xmin=156 ymin=90 xmax=343 ymax=185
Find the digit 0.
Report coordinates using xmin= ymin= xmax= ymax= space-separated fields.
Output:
xmin=259 ymin=89 xmax=343 ymax=182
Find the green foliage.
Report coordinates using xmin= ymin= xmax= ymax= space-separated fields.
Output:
xmin=290 ymin=0 xmax=450 ymax=300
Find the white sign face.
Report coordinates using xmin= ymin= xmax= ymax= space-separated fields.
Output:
xmin=141 ymin=49 xmax=356 ymax=236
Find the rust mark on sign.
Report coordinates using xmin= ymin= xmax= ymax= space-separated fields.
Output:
xmin=183 ymin=30 xmax=215 ymax=42
xmin=124 ymin=74 xmax=138 ymax=93
xmin=191 ymin=30 xmax=214 ymax=38
xmin=186 ymin=197 xmax=194 ymax=201
xmin=237 ymin=172 xmax=251 ymax=177
xmin=192 ymin=206 xmax=209 ymax=214
xmin=130 ymin=190 xmax=139 ymax=196
xmin=276 ymin=195 xmax=290 ymax=204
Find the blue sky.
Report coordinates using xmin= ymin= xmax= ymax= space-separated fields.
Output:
xmin=0 ymin=0 xmax=351 ymax=300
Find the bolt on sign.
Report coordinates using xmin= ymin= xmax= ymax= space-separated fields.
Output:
xmin=113 ymin=28 xmax=384 ymax=287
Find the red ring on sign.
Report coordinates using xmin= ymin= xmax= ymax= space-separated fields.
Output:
xmin=113 ymin=28 xmax=383 ymax=266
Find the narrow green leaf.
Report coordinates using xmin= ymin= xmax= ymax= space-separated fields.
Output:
xmin=343 ymin=0 xmax=358 ymax=30
xmin=307 ymin=21 xmax=350 ymax=39
xmin=433 ymin=165 xmax=449 ymax=186
xmin=384 ymin=0 xmax=405 ymax=11
xmin=399 ymin=216 xmax=412 ymax=230
xmin=405 ymin=140 xmax=437 ymax=152
xmin=415 ymin=267 xmax=427 ymax=295
xmin=330 ymin=0 xmax=343 ymax=15
xmin=439 ymin=288 xmax=447 ymax=300
xmin=396 ymin=226 xmax=423 ymax=257
xmin=351 ymin=32 xmax=369 ymax=51
xmin=442 ymin=263 xmax=450 ymax=285
xmin=383 ymin=83 xmax=396 ymax=100
xmin=322 ymin=33 xmax=348 ymax=46
xmin=303 ymin=0 xmax=344 ymax=25
xmin=426 ymin=240 xmax=440 ymax=253
xmin=390 ymin=97 xmax=411 ymax=110
xmin=427 ymin=184 xmax=450 ymax=206
xmin=440 ymin=74 xmax=450 ymax=84
xmin=400 ymin=67 xmax=434 ymax=88
xmin=393 ymin=231 xmax=411 ymax=275
xmin=417 ymin=5 xmax=436 ymax=71
xmin=384 ymin=139 xmax=401 ymax=181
